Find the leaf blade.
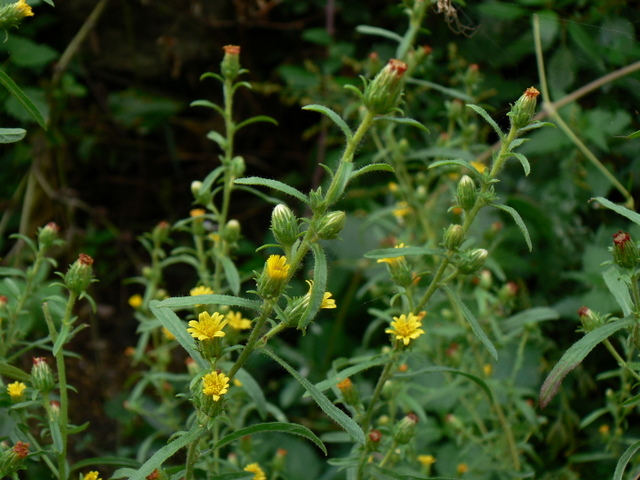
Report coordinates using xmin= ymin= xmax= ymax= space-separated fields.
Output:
xmin=234 ymin=177 xmax=310 ymax=205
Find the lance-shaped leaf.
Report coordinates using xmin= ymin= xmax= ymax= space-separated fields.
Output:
xmin=234 ymin=177 xmax=310 ymax=205
xmin=467 ymin=104 xmax=503 ymax=141
xmin=491 ymin=203 xmax=532 ymax=252
xmin=613 ymin=439 xmax=640 ymax=480
xmin=0 ymin=128 xmax=26 ymax=143
xmin=602 ymin=266 xmax=633 ymax=317
xmin=0 ymin=70 xmax=46 ymax=129
xmin=539 ymin=317 xmax=635 ymax=408
xmin=214 ymin=422 xmax=326 ymax=455
xmin=355 ymin=25 xmax=404 ymax=43
xmin=302 ymin=104 xmax=352 ymax=141
xmin=298 ymin=243 xmax=327 ymax=331
xmin=349 ymin=163 xmax=395 ymax=182
xmin=428 ymin=159 xmax=484 ymax=181
xmin=373 ymin=116 xmax=429 ymax=132
xmin=591 ymin=196 xmax=640 ymax=227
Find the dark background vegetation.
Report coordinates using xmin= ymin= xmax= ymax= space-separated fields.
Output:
xmin=3 ymin=0 xmax=640 ymax=475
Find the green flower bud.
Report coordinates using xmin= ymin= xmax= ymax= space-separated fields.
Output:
xmin=221 ymin=45 xmax=241 ymax=80
xmin=366 ymin=430 xmax=382 ymax=451
xmin=229 ymin=156 xmax=245 ymax=178
xmin=458 ymin=248 xmax=488 ymax=275
xmin=152 ymin=221 xmax=171 ymax=245
xmin=0 ymin=441 xmax=29 ymax=478
xmin=443 ymin=224 xmax=464 ymax=250
xmin=64 ymin=253 xmax=95 ymax=295
xmin=336 ymin=378 xmax=359 ymax=407
xmin=508 ymin=87 xmax=540 ymax=130
xmin=578 ymin=306 xmax=603 ymax=332
xmin=222 ymin=219 xmax=241 ymax=243
xmin=393 ymin=412 xmax=418 ymax=445
xmin=363 ymin=58 xmax=408 ymax=115
xmin=37 ymin=222 xmax=60 ymax=250
xmin=456 ymin=175 xmax=477 ymax=211
xmin=316 ymin=211 xmax=346 ymax=240
xmin=612 ymin=231 xmax=640 ymax=269
xmin=31 ymin=357 xmax=55 ymax=394
xmin=271 ymin=204 xmax=299 ymax=246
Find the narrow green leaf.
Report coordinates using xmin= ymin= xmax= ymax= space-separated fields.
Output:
xmin=502 ymin=307 xmax=559 ymax=335
xmin=613 ymin=439 xmax=640 ymax=480
xmin=0 ymin=128 xmax=26 ymax=143
xmin=214 ymin=422 xmax=326 ymax=455
xmin=491 ymin=203 xmax=532 ymax=252
xmin=373 ymin=116 xmax=429 ymax=132
xmin=539 ymin=317 xmax=635 ymax=408
xmin=156 ymin=294 xmax=261 ymax=312
xmin=0 ymin=69 xmax=46 ymax=129
xmin=622 ymin=130 xmax=640 ymax=139
xmin=349 ymin=163 xmax=394 ymax=182
xmin=509 ymin=152 xmax=531 ymax=176
xmin=516 ymin=121 xmax=555 ymax=134
xmin=428 ymin=159 xmax=484 ymax=181
xmin=127 ymin=425 xmax=205 ymax=480
xmin=406 ymin=78 xmax=474 ymax=102
xmin=191 ymin=99 xmax=225 ymax=117
xmin=236 ymin=115 xmax=278 ymax=131
xmin=150 ymin=300 xmax=207 ymax=369
xmin=234 ymin=368 xmax=267 ymax=419
xmin=365 ymin=246 xmax=443 ymax=259
xmin=262 ymin=348 xmax=365 ymax=445
xmin=0 ymin=361 xmax=30 ymax=382
xmin=310 ymin=355 xmax=389 ymax=394
xmin=42 ymin=0 xmax=55 ymax=5
xmin=302 ymin=104 xmax=353 ymax=141
xmin=220 ymin=256 xmax=241 ymax=295
xmin=234 ymin=177 xmax=310 ymax=205
xmin=622 ymin=392 xmax=640 ymax=408
xmin=355 ymin=25 xmax=404 ymax=43
xmin=602 ymin=266 xmax=633 ymax=316
xmin=199 ymin=72 xmax=224 ymax=82
xmin=466 ymin=104 xmax=503 ymax=141
xmin=442 ymin=284 xmax=498 ymax=361
xmin=206 ymin=131 xmax=227 ymax=149
xmin=201 ymin=166 xmax=225 ymax=192
xmin=298 ymin=243 xmax=327 ymax=331
xmin=53 ymin=323 xmax=72 ymax=357
xmin=591 ymin=196 xmax=640 ymax=227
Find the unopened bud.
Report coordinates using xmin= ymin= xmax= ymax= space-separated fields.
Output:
xmin=458 ymin=248 xmax=488 ymax=274
xmin=0 ymin=441 xmax=29 ymax=477
xmin=443 ymin=224 xmax=464 ymax=250
xmin=221 ymin=45 xmax=241 ymax=80
xmin=64 ymin=253 xmax=94 ymax=295
xmin=38 ymin=222 xmax=60 ymax=250
xmin=363 ymin=58 xmax=408 ymax=115
xmin=393 ymin=412 xmax=418 ymax=444
xmin=316 ymin=211 xmax=346 ymax=240
xmin=230 ymin=156 xmax=246 ymax=178
xmin=271 ymin=448 xmax=287 ymax=472
xmin=456 ymin=175 xmax=477 ymax=211
xmin=612 ymin=231 xmax=640 ymax=269
xmin=271 ymin=204 xmax=299 ymax=246
xmin=367 ymin=430 xmax=382 ymax=450
xmin=152 ymin=221 xmax=171 ymax=245
xmin=578 ymin=306 xmax=603 ymax=332
xmin=222 ymin=219 xmax=241 ymax=243
xmin=508 ymin=87 xmax=540 ymax=130
xmin=31 ymin=357 xmax=55 ymax=394
xmin=336 ymin=378 xmax=359 ymax=406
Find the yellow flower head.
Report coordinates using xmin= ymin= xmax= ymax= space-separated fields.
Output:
xmin=244 ymin=463 xmax=266 ymax=480
xmin=190 ymin=286 xmax=214 ymax=297
xmin=470 ymin=161 xmax=486 ymax=174
xmin=15 ymin=0 xmax=33 ymax=17
xmin=266 ymin=255 xmax=289 ymax=280
xmin=377 ymin=243 xmax=407 ymax=267
xmin=187 ymin=311 xmax=227 ymax=341
xmin=7 ymin=381 xmax=26 ymax=399
xmin=83 ymin=472 xmax=101 ymax=480
xmin=128 ymin=294 xmax=143 ymax=309
xmin=202 ymin=371 xmax=230 ymax=401
xmin=483 ymin=364 xmax=493 ymax=376
xmin=226 ymin=311 xmax=252 ymax=330
xmin=457 ymin=463 xmax=469 ymax=474
xmin=190 ymin=208 xmax=206 ymax=218
xmin=392 ymin=201 xmax=412 ymax=219
xmin=385 ymin=313 xmax=425 ymax=346
xmin=418 ymin=454 xmax=436 ymax=467
xmin=162 ymin=327 xmax=176 ymax=340
xmin=305 ymin=280 xmax=337 ymax=309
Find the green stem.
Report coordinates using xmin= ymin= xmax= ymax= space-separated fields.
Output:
xmin=359 ymin=355 xmax=398 ymax=435
xmin=228 ymin=301 xmax=273 ymax=379
xmin=379 ymin=440 xmax=399 ymax=468
xmin=603 ymin=338 xmax=640 ymax=383
xmin=184 ymin=427 xmax=206 ymax=480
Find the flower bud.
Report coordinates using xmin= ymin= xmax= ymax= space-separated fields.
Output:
xmin=578 ymin=306 xmax=603 ymax=332
xmin=458 ymin=248 xmax=488 ymax=275
xmin=221 ymin=45 xmax=241 ymax=80
xmin=256 ymin=255 xmax=290 ymax=299
xmin=271 ymin=204 xmax=299 ymax=246
xmin=316 ymin=211 xmax=346 ymax=240
xmin=49 ymin=400 xmax=60 ymax=422
xmin=336 ymin=378 xmax=359 ymax=406
xmin=456 ymin=175 xmax=477 ymax=211
xmin=393 ymin=412 xmax=418 ymax=445
xmin=612 ymin=231 xmax=640 ymax=269
xmin=31 ymin=357 xmax=55 ymax=394
xmin=0 ymin=441 xmax=29 ymax=477
xmin=38 ymin=222 xmax=60 ymax=250
xmin=366 ymin=430 xmax=382 ymax=451
xmin=152 ymin=221 xmax=171 ymax=245
xmin=64 ymin=253 xmax=94 ymax=295
xmin=222 ymin=219 xmax=241 ymax=243
xmin=363 ymin=58 xmax=408 ymax=115
xmin=230 ymin=156 xmax=246 ymax=178
xmin=365 ymin=51 xmax=382 ymax=78
xmin=508 ymin=87 xmax=540 ymax=130
xmin=443 ymin=224 xmax=464 ymax=250
xmin=271 ymin=448 xmax=287 ymax=472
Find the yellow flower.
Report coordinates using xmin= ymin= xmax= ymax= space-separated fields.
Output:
xmin=15 ymin=0 xmax=33 ymax=18
xmin=483 ymin=364 xmax=493 ymax=376
xmin=162 ymin=327 xmax=176 ymax=340
xmin=471 ymin=160 xmax=486 ymax=174
xmin=7 ymin=381 xmax=26 ymax=400
xmin=244 ymin=463 xmax=266 ymax=480
xmin=305 ymin=280 xmax=337 ymax=309
xmin=385 ymin=313 xmax=425 ymax=346
xmin=128 ymin=294 xmax=143 ymax=309
xmin=202 ymin=371 xmax=230 ymax=401
xmin=266 ymin=255 xmax=289 ymax=280
xmin=187 ymin=311 xmax=227 ymax=341
xmin=83 ymin=472 xmax=101 ymax=480
xmin=190 ymin=286 xmax=214 ymax=297
xmin=418 ymin=454 xmax=436 ymax=467
xmin=599 ymin=424 xmax=610 ymax=435
xmin=392 ymin=201 xmax=412 ymax=219
xmin=226 ymin=311 xmax=252 ymax=330
xmin=457 ymin=463 xmax=469 ymax=474
xmin=233 ymin=378 xmax=243 ymax=387
xmin=377 ymin=243 xmax=407 ymax=267
xmin=388 ymin=182 xmax=399 ymax=192
xmin=190 ymin=208 xmax=206 ymax=217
